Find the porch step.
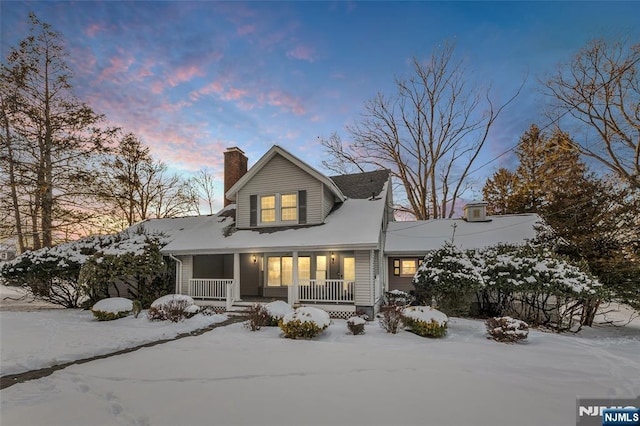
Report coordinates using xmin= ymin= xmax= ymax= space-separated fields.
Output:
xmin=226 ymin=304 xmax=252 ymax=317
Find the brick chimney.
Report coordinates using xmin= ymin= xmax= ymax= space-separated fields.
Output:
xmin=224 ymin=147 xmax=248 ymax=206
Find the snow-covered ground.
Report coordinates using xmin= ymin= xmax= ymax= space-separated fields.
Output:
xmin=1 ymin=301 xmax=638 ymax=426
xmin=0 ymin=285 xmax=228 ymax=375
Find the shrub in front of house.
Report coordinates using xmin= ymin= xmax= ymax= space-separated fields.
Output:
xmin=279 ymin=307 xmax=330 ymax=339
xmin=264 ymin=300 xmax=294 ymax=326
xmin=385 ymin=289 xmax=415 ymax=307
xmin=486 ymin=316 xmax=529 ymax=343
xmin=147 ymin=294 xmax=197 ymax=322
xmin=91 ymin=297 xmax=134 ymax=321
xmin=244 ymin=303 xmax=271 ymax=331
xmin=402 ymin=306 xmax=448 ymax=338
xmin=347 ymin=316 xmax=366 ymax=335
xmin=412 ymin=242 xmax=484 ymax=317
xmin=378 ymin=304 xmax=404 ymax=334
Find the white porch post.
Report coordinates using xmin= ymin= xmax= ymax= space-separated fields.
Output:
xmin=290 ymin=251 xmax=299 ymax=305
xmin=233 ymin=252 xmax=240 ymax=302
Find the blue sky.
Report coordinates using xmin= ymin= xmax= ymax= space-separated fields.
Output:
xmin=2 ymin=1 xmax=639 ymax=212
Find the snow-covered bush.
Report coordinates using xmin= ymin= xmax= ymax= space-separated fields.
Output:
xmin=378 ymin=304 xmax=404 ymax=334
xmin=486 ymin=316 xmax=529 ymax=343
xmin=480 ymin=244 xmax=602 ymax=331
xmin=79 ymin=231 xmax=172 ymax=308
xmin=91 ymin=297 xmax=133 ymax=321
xmin=244 ymin=303 xmax=271 ymax=331
xmin=147 ymin=294 xmax=197 ymax=322
xmin=347 ymin=316 xmax=366 ymax=335
xmin=385 ymin=289 xmax=414 ymax=307
xmin=279 ymin=307 xmax=331 ymax=339
xmin=402 ymin=306 xmax=448 ymax=338
xmin=412 ymin=242 xmax=484 ymax=316
xmin=264 ymin=301 xmax=294 ymax=326
xmin=0 ymin=229 xmax=172 ymax=309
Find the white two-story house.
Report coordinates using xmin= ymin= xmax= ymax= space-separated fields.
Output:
xmin=139 ymin=145 xmax=540 ymax=317
xmin=146 ymin=146 xmax=393 ymax=318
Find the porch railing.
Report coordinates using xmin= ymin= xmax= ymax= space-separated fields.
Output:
xmin=298 ymin=279 xmax=355 ymax=303
xmin=189 ymin=278 xmax=233 ymax=300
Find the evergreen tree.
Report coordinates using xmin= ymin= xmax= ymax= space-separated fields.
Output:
xmin=482 ymin=168 xmax=518 ymax=215
xmin=0 ymin=13 xmax=113 ymax=248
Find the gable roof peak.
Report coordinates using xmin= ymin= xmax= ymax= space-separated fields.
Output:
xmin=225 ymin=145 xmax=346 ymax=202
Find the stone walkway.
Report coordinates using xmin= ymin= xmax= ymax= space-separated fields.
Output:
xmin=0 ymin=316 xmax=244 ymax=390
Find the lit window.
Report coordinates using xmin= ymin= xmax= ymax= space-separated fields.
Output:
xmin=268 ymin=256 xmax=305 ymax=287
xmin=261 ymin=195 xmax=276 ymax=222
xmin=473 ymin=209 xmax=481 ymax=218
xmin=281 ymin=193 xmax=297 ymax=221
xmin=401 ymin=260 xmax=417 ymax=276
xmin=267 ymin=257 xmax=281 ymax=286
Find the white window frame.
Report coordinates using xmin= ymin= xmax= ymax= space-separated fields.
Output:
xmin=259 ymin=193 xmax=298 ymax=225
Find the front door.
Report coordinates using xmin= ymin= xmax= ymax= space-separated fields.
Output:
xmin=342 ymin=256 xmax=355 ymax=291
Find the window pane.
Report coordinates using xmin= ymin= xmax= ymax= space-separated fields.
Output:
xmin=299 ymin=257 xmax=311 ymax=282
xmin=316 ymin=256 xmax=326 ymax=271
xmin=281 ymin=194 xmax=297 ymax=221
xmin=267 ymin=257 xmax=281 ymax=287
xmin=281 ymin=194 xmax=297 ymax=207
xmin=261 ymin=209 xmax=275 ymax=222
xmin=281 ymin=207 xmax=297 ymax=221
xmin=282 ymin=257 xmax=293 ymax=286
xmin=261 ymin=195 xmax=276 ymax=223
xmin=401 ymin=260 xmax=417 ymax=276
xmin=261 ymin=196 xmax=275 ymax=209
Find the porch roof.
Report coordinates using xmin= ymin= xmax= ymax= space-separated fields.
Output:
xmin=141 ymin=186 xmax=387 ymax=255
xmin=385 ymin=213 xmax=542 ymax=255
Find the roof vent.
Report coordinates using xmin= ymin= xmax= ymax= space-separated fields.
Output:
xmin=463 ymin=200 xmax=490 ymax=222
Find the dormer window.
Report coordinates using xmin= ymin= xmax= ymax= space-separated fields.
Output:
xmin=261 ymin=195 xmax=276 ymax=222
xmin=258 ymin=193 xmax=299 ymax=224
xmin=281 ymin=193 xmax=297 ymax=221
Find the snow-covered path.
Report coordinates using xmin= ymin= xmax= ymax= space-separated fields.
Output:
xmin=2 ymin=312 xmax=639 ymax=426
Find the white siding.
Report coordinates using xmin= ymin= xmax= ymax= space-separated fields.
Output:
xmin=179 ymin=255 xmax=193 ymax=295
xmin=322 ymin=183 xmax=335 ymax=218
xmin=236 ymin=154 xmax=323 ymax=228
xmin=354 ymin=250 xmax=372 ymax=305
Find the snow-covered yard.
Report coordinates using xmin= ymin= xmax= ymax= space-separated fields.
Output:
xmin=1 ymin=297 xmax=638 ymax=426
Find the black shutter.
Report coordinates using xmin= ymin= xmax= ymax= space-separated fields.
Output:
xmin=298 ymin=190 xmax=307 ymax=224
xmin=250 ymin=195 xmax=257 ymax=227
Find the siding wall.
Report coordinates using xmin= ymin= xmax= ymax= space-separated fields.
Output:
xmin=354 ymin=250 xmax=372 ymax=305
xmin=322 ymin=184 xmax=335 ymax=218
xmin=179 ymin=255 xmax=193 ymax=294
xmin=387 ymin=257 xmax=420 ymax=293
xmin=236 ymin=154 xmax=324 ymax=228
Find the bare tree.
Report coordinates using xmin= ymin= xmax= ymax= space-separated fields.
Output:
xmin=322 ymin=42 xmax=519 ymax=219
xmin=189 ymin=167 xmax=217 ymax=215
xmin=96 ymin=133 xmax=196 ymax=230
xmin=544 ymin=38 xmax=640 ymax=190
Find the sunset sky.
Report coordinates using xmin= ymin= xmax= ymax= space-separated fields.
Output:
xmin=2 ymin=1 xmax=639 ymax=212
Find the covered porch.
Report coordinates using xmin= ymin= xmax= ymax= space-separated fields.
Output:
xmin=179 ymin=251 xmax=360 ymax=309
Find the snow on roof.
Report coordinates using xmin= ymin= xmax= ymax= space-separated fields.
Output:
xmin=155 ymin=183 xmax=388 ymax=254
xmin=385 ymin=214 xmax=542 ymax=255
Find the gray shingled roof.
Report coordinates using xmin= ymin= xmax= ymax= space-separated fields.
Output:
xmin=330 ymin=169 xmax=390 ymax=199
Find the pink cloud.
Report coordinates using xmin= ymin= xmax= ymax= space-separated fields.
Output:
xmin=167 ymin=64 xmax=205 ymax=87
xmin=84 ymin=22 xmax=106 ymax=38
xmin=265 ymin=90 xmax=306 ymax=115
xmin=98 ymin=55 xmax=135 ymax=83
xmin=222 ymin=87 xmax=249 ymax=101
xmin=286 ymin=44 xmax=317 ymax=62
